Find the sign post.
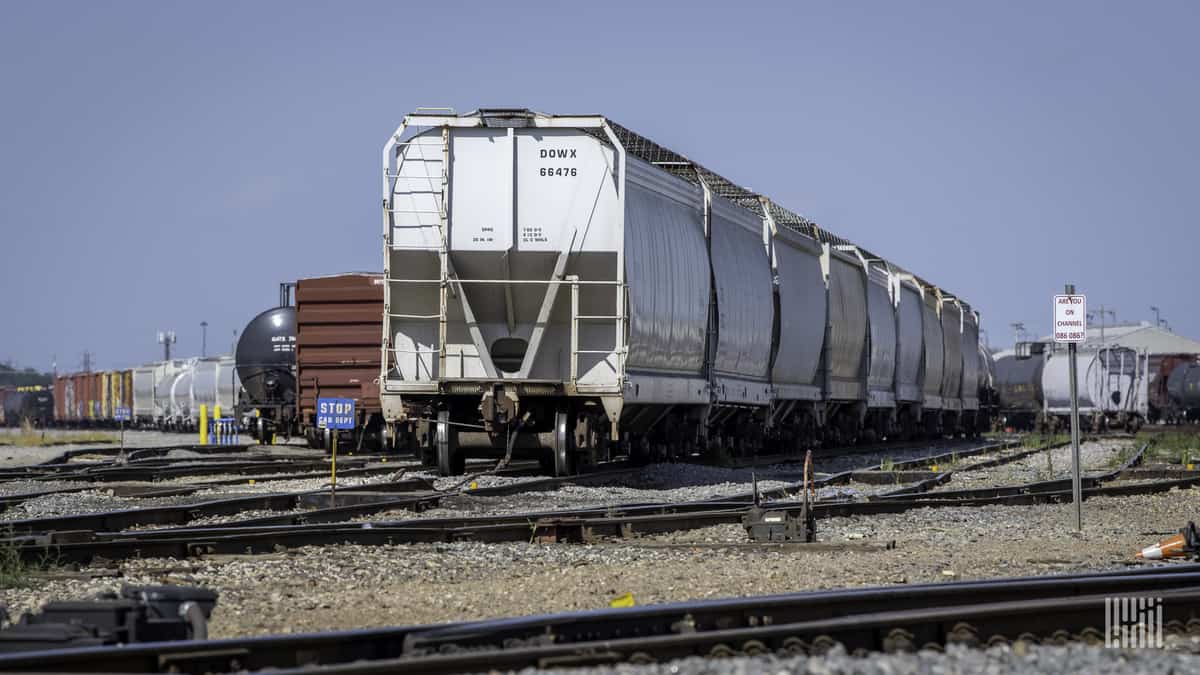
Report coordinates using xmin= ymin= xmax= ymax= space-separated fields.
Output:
xmin=316 ymin=398 xmax=356 ymax=507
xmin=114 ymin=406 xmax=131 ymax=459
xmin=1054 ymin=287 xmax=1087 ymax=531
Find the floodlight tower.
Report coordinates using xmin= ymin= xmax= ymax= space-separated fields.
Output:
xmin=157 ymin=331 xmax=177 ymax=361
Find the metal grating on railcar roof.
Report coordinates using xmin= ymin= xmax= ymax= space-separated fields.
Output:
xmin=468 ymin=109 xmax=959 ymax=302
xmin=764 ymin=201 xmax=818 ymax=239
xmin=605 ymin=120 xmax=894 ymax=261
xmin=606 ymin=122 xmax=772 ymax=220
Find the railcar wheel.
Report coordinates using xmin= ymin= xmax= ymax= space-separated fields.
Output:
xmin=552 ymin=411 xmax=575 ymax=477
xmin=380 ymin=423 xmax=392 ymax=453
xmin=436 ymin=411 xmax=463 ymax=476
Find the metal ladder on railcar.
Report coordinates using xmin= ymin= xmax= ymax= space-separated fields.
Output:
xmin=383 ymin=108 xmax=454 ymax=385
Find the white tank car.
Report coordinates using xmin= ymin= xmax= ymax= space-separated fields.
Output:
xmin=133 ymin=360 xmax=188 ymax=426
xmin=163 ymin=356 xmax=240 ymax=430
xmin=379 ymin=109 xmax=985 ymax=475
xmin=1042 ymin=345 xmax=1148 ymax=430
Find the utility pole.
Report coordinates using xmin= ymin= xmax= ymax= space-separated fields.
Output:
xmin=1010 ymin=322 xmax=1026 ymax=347
xmin=1087 ymin=305 xmax=1116 ymax=347
xmin=232 ymin=329 xmax=239 ymax=356
xmin=81 ymin=351 xmax=93 ymax=373
xmin=201 ymin=321 xmax=209 ymax=358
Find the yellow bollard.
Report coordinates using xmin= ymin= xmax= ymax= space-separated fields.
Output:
xmin=199 ymin=404 xmax=209 ymax=445
xmin=213 ymin=405 xmax=222 ymax=445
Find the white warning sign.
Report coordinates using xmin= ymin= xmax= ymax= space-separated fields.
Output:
xmin=1053 ymin=294 xmax=1087 ymax=343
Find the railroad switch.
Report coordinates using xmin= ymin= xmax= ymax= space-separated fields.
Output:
xmin=742 ymin=461 xmax=817 ymax=542
xmin=742 ymin=505 xmax=815 ymax=543
xmin=0 ymin=585 xmax=217 ymax=653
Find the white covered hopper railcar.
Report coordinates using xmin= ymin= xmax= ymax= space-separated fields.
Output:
xmin=379 ymin=109 xmax=986 ymax=475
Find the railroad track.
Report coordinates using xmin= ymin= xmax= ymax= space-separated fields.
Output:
xmin=873 ymin=439 xmax=1148 ymax=500
xmin=7 ymin=463 xmax=650 ymax=538
xmin=4 ymin=564 xmax=1199 ymax=673
xmin=0 ymin=456 xmax=554 ymax=513
xmin=10 ymin=436 xmax=1153 ymax=566
xmin=0 ymin=438 xmax=1010 ymax=528
xmin=6 ymin=438 xmax=1131 ymax=563
xmin=0 ymin=463 xmax=412 ymax=512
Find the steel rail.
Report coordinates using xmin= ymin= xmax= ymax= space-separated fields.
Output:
xmin=0 ymin=457 xmax=368 ymax=484
xmin=40 ymin=444 xmax=255 ymax=466
xmin=0 ymin=478 xmax=438 ymax=535
xmin=0 ymin=464 xmax=410 ymax=512
xmin=3 ymin=565 xmax=1199 ymax=673
xmin=292 ymin=587 xmax=1200 ymax=674
xmin=872 ymin=440 xmax=1148 ymax=502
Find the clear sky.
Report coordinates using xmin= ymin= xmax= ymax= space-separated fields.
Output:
xmin=2 ymin=1 xmax=1197 ymax=371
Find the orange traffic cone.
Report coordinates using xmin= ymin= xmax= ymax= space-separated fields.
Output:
xmin=1137 ymin=521 xmax=1199 ymax=560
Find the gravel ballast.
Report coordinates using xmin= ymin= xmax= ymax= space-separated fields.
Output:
xmin=0 ymin=430 xmax=227 ymax=468
xmin=519 ymin=643 xmax=1200 ymax=675
xmin=931 ymin=439 xmax=1131 ymax=492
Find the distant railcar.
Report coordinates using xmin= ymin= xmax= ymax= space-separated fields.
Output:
xmin=2 ymin=386 xmax=54 ymax=427
xmin=52 ymin=358 xmax=234 ymax=431
xmin=1167 ymin=362 xmax=1200 ymax=420
xmin=995 ymin=343 xmax=1149 ymax=432
xmin=294 ymin=273 xmax=387 ymax=450
xmin=235 ymin=304 xmax=297 ymax=441
xmin=163 ymin=357 xmax=239 ymax=430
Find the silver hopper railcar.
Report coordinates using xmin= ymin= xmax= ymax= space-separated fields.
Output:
xmin=379 ymin=109 xmax=987 ymax=475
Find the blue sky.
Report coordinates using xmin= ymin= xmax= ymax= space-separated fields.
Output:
xmin=2 ymin=1 xmax=1197 ymax=371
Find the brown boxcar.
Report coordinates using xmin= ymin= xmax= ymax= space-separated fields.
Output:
xmin=109 ymin=369 xmax=132 ymax=417
xmin=122 ymin=370 xmax=134 ymax=412
xmin=63 ymin=374 xmax=78 ymax=422
xmin=295 ymin=273 xmax=385 ymax=448
xmin=53 ymin=375 xmax=67 ymax=423
xmin=99 ymin=371 xmax=111 ymax=421
xmin=76 ymin=372 xmax=87 ymax=422
xmin=90 ymin=372 xmax=104 ymax=422
xmin=70 ymin=372 xmax=89 ymax=422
